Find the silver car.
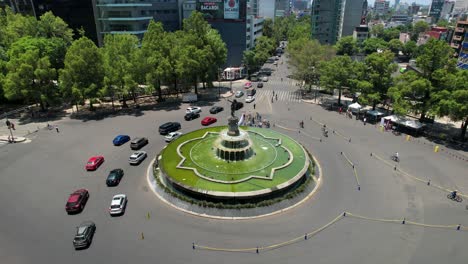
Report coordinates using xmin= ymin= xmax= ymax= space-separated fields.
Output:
xmin=129 ymin=151 xmax=147 ymax=165
xmin=109 ymin=194 xmax=127 ymax=216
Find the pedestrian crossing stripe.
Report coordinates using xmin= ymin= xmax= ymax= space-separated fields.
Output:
xmin=255 ymin=90 xmax=302 ymax=103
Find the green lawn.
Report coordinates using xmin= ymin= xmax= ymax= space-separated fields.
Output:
xmin=160 ymin=126 xmax=308 ymax=192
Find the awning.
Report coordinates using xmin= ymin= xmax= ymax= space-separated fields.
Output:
xmin=367 ymin=110 xmax=385 ymax=117
xmin=348 ymin=103 xmax=362 ymax=110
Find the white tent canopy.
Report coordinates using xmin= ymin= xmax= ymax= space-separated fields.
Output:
xmin=383 ymin=115 xmax=425 ymax=130
xmin=348 ymin=103 xmax=362 ymax=113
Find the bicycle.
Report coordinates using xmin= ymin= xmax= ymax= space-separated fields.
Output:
xmin=447 ymin=193 xmax=463 ymax=203
xmin=391 ymin=155 xmax=400 ymax=162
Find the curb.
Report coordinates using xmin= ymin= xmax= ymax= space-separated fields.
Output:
xmin=146 ymin=154 xmax=323 ymax=220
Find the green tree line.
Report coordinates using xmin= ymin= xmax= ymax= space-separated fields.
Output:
xmin=0 ymin=9 xmax=227 ymax=111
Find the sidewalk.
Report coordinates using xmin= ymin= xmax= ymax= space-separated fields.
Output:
xmin=0 ymin=135 xmax=27 ymax=143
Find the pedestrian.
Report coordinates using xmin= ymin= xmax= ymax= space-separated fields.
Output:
xmin=275 ymin=94 xmax=278 ymax=101
xmin=55 ymin=125 xmax=59 ymax=133
xmin=253 ymin=103 xmax=256 ymax=109
xmin=281 ymin=77 xmax=283 ymax=82
xmin=271 ymin=97 xmax=274 ymax=103
xmin=339 ymin=107 xmax=342 ymax=115
xmin=363 ymin=117 xmax=367 ymax=125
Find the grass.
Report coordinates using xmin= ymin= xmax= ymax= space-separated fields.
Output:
xmin=160 ymin=126 xmax=308 ymax=192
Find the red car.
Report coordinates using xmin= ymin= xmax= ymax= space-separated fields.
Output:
xmin=65 ymin=189 xmax=89 ymax=214
xmin=201 ymin=117 xmax=217 ymax=126
xmin=85 ymin=156 xmax=104 ymax=171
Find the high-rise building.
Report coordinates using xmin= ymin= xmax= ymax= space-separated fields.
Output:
xmin=311 ymin=0 xmax=366 ymax=45
xmin=429 ymin=0 xmax=445 ymax=22
xmin=196 ymin=0 xmax=255 ymax=66
xmin=454 ymin=0 xmax=468 ymax=13
xmin=275 ymin=0 xmax=290 ymax=17
xmin=395 ymin=0 xmax=400 ymax=8
xmin=408 ymin=2 xmax=421 ymax=15
xmin=374 ymin=0 xmax=389 ymax=15
xmin=0 ymin=0 xmax=35 ymax=15
xmin=293 ymin=0 xmax=307 ymax=11
xmin=34 ymin=0 xmax=97 ymax=43
xmin=440 ymin=1 xmax=455 ymax=20
xmin=92 ymin=0 xmax=180 ymax=46
xmin=258 ymin=0 xmax=276 ymax=19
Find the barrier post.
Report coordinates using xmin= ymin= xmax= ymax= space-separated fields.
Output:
xmin=402 ymin=218 xmax=406 ymax=224
xmin=434 ymin=145 xmax=439 ymax=153
xmin=256 ymin=246 xmax=259 ymax=254
xmin=141 ymin=232 xmax=145 ymax=240
xmin=193 ymin=242 xmax=195 ymax=249
xmin=406 ymin=135 xmax=411 ymax=141
xmin=304 ymin=234 xmax=308 ymax=240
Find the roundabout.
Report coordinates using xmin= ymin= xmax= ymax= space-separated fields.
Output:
xmin=155 ymin=112 xmax=318 ymax=215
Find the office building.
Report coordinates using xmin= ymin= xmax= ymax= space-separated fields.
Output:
xmin=0 ymin=0 xmax=35 ymax=15
xmin=182 ymin=0 xmax=196 ymax=20
xmin=311 ymin=0 xmax=366 ymax=45
xmin=247 ymin=0 xmax=259 ymax=16
xmin=374 ymin=0 xmax=389 ymax=15
xmin=408 ymin=2 xmax=421 ymax=15
xmin=342 ymin=0 xmax=367 ymax=37
xmin=293 ymin=0 xmax=307 ymax=11
xmin=454 ymin=0 xmax=468 ymax=13
xmin=440 ymin=1 xmax=455 ymax=20
xmin=92 ymin=0 xmax=180 ymax=46
xmin=311 ymin=0 xmax=345 ymax=45
xmin=429 ymin=0 xmax=445 ymax=22
xmin=258 ymin=0 xmax=275 ymax=19
xmin=275 ymin=0 xmax=290 ymax=17
xmin=34 ymin=0 xmax=97 ymax=43
xmin=395 ymin=0 xmax=400 ymax=8
xmin=196 ymin=0 xmax=253 ymax=66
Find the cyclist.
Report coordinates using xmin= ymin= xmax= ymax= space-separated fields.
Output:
xmin=451 ymin=190 xmax=458 ymax=199
xmin=393 ymin=152 xmax=399 ymax=162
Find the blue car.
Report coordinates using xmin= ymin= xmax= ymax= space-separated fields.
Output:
xmin=113 ymin=135 xmax=130 ymax=146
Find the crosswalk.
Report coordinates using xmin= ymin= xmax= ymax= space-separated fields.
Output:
xmin=255 ymin=89 xmax=302 ymax=103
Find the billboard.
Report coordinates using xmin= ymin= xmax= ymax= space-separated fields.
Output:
xmin=196 ymin=0 xmax=246 ymax=22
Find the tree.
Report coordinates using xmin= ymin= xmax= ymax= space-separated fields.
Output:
xmin=319 ymin=55 xmax=358 ymax=105
xmin=102 ymin=34 xmax=139 ymax=109
xmin=388 ymin=39 xmax=403 ymax=56
xmin=141 ymin=21 xmax=166 ymax=101
xmin=59 ymin=37 xmax=104 ymax=110
xmin=183 ymin=12 xmax=226 ymax=93
xmin=370 ymin=24 xmax=385 ymax=38
xmin=262 ymin=18 xmax=273 ymax=38
xmin=361 ymin=37 xmax=388 ymax=54
xmin=0 ymin=7 xmax=38 ymax=49
xmin=3 ymin=36 xmax=62 ymax=110
xmin=411 ymin=21 xmax=429 ymax=41
xmin=335 ymin=36 xmax=357 ymax=56
xmin=415 ymin=38 xmax=456 ymax=120
xmin=382 ymin=28 xmax=400 ymax=41
xmin=360 ymin=50 xmax=397 ymax=109
xmin=288 ymin=38 xmax=335 ymax=90
xmin=402 ymin=40 xmax=417 ymax=58
xmin=436 ymin=19 xmax=449 ymax=27
xmin=434 ymin=70 xmax=468 ymax=140
xmin=37 ymin=11 xmax=73 ymax=45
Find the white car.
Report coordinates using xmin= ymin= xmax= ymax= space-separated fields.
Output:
xmin=129 ymin=151 xmax=147 ymax=165
xmin=245 ymin=96 xmax=255 ymax=103
xmin=273 ymin=61 xmax=278 ymax=65
xmin=109 ymin=194 xmax=127 ymax=216
xmin=186 ymin=107 xmax=201 ymax=114
xmin=165 ymin=131 xmax=183 ymax=142
xmin=235 ymin=91 xmax=244 ymax=98
xmin=262 ymin=76 xmax=268 ymax=82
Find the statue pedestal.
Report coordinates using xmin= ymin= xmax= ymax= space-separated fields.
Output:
xmin=227 ymin=116 xmax=240 ymax=136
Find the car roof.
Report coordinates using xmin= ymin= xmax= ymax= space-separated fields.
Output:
xmin=68 ymin=193 xmax=81 ymax=203
xmin=111 ymin=195 xmax=125 ymax=205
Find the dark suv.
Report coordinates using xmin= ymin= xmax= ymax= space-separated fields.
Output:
xmin=73 ymin=221 xmax=96 ymax=250
xmin=130 ymin=137 xmax=148 ymax=150
xmin=234 ymin=101 xmax=243 ymax=110
xmin=159 ymin=122 xmax=181 ymax=135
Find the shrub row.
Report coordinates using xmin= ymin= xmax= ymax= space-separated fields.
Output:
xmin=153 ymin=164 xmax=313 ymax=209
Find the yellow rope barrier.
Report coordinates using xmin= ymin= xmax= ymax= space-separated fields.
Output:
xmin=370 ymin=153 xmax=467 ymax=198
xmin=194 ymin=211 xmax=467 ymax=253
xmin=341 ymin=152 xmax=360 ymax=188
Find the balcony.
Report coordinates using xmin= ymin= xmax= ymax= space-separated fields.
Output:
xmin=455 ymin=27 xmax=465 ymax=33
xmin=451 ymin=43 xmax=460 ymax=49
xmin=453 ymin=35 xmax=462 ymax=41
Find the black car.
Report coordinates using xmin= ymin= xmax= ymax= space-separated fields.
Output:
xmin=257 ymin=82 xmax=263 ymax=88
xmin=106 ymin=169 xmax=124 ymax=187
xmin=184 ymin=112 xmax=200 ymax=121
xmin=73 ymin=221 xmax=96 ymax=250
xmin=130 ymin=137 xmax=148 ymax=150
xmin=159 ymin=122 xmax=181 ymax=135
xmin=209 ymin=106 xmax=224 ymax=114
xmin=247 ymin=89 xmax=256 ymax=96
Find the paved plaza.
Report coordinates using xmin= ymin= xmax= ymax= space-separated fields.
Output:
xmin=0 ymin=55 xmax=467 ymax=264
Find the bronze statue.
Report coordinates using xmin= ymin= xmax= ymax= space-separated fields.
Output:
xmin=227 ymin=99 xmax=238 ymax=117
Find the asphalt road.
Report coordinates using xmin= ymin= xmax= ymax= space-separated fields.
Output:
xmin=0 ymin=54 xmax=467 ymax=264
